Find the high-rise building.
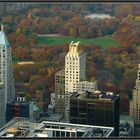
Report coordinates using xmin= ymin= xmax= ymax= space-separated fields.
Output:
xmin=65 ymin=41 xmax=86 ymax=122
xmin=130 ymin=64 xmax=140 ymax=125
xmin=70 ymin=90 xmax=120 ymax=136
xmin=0 ymin=25 xmax=15 ymax=104
xmin=55 ymin=70 xmax=65 ymax=115
xmin=0 ymin=83 xmax=5 ymax=128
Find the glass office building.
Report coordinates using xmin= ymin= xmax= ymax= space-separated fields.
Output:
xmin=70 ymin=91 xmax=120 ymax=136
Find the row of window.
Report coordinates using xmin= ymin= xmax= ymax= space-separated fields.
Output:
xmin=66 ymin=57 xmax=79 ymax=61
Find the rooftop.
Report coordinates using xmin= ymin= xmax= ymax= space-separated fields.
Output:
xmin=71 ymin=90 xmax=119 ymax=101
xmin=119 ymin=115 xmax=134 ymax=137
xmin=0 ymin=117 xmax=114 ymax=138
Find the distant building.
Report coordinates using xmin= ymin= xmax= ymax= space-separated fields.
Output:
xmin=6 ymin=100 xmax=39 ymax=122
xmin=77 ymin=81 xmax=97 ymax=92
xmin=35 ymin=90 xmax=47 ymax=112
xmin=0 ymin=25 xmax=15 ymax=104
xmin=70 ymin=90 xmax=120 ymax=136
xmin=0 ymin=117 xmax=115 ymax=138
xmin=0 ymin=25 xmax=15 ymax=128
xmin=47 ymin=93 xmax=55 ymax=114
xmin=65 ymin=41 xmax=86 ymax=122
xmin=55 ymin=70 xmax=65 ymax=115
xmin=54 ymin=41 xmax=97 ymax=121
xmin=119 ymin=115 xmax=134 ymax=137
xmin=130 ymin=64 xmax=140 ymax=125
xmin=0 ymin=83 xmax=5 ymax=128
xmin=6 ymin=94 xmax=40 ymax=122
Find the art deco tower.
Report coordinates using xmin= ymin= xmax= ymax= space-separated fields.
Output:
xmin=65 ymin=41 xmax=86 ymax=122
xmin=0 ymin=25 xmax=15 ymax=104
xmin=130 ymin=64 xmax=140 ymax=124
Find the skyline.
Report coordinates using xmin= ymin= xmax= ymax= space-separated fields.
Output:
xmin=0 ymin=2 xmax=139 ymax=138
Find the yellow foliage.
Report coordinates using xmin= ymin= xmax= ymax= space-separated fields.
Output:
xmin=106 ymin=82 xmax=113 ymax=87
xmin=16 ymin=27 xmax=21 ymax=34
xmin=47 ymin=67 xmax=54 ymax=76
xmin=135 ymin=16 xmax=140 ymax=22
xmin=127 ymin=13 xmax=134 ymax=18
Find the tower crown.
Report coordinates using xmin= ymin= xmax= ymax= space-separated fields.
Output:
xmin=68 ymin=41 xmax=83 ymax=57
xmin=0 ymin=24 xmax=9 ymax=47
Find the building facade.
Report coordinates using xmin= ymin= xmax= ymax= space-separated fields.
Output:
xmin=77 ymin=81 xmax=97 ymax=93
xmin=6 ymin=100 xmax=39 ymax=122
xmin=0 ymin=25 xmax=15 ymax=104
xmin=65 ymin=41 xmax=86 ymax=122
xmin=70 ymin=91 xmax=120 ymax=136
xmin=0 ymin=83 xmax=5 ymax=128
xmin=130 ymin=64 xmax=140 ymax=125
xmin=55 ymin=70 xmax=65 ymax=115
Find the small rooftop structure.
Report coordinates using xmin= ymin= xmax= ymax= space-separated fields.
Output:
xmin=71 ymin=90 xmax=118 ymax=101
xmin=119 ymin=115 xmax=134 ymax=137
xmin=0 ymin=117 xmax=114 ymax=138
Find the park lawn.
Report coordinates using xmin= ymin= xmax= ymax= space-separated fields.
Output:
xmin=37 ymin=36 xmax=120 ymax=49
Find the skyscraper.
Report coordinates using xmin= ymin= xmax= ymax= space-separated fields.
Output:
xmin=65 ymin=41 xmax=86 ymax=122
xmin=55 ymin=70 xmax=65 ymax=115
xmin=0 ymin=25 xmax=15 ymax=104
xmin=130 ymin=64 xmax=140 ymax=125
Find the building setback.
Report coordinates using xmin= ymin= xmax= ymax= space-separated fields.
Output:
xmin=70 ymin=91 xmax=120 ymax=136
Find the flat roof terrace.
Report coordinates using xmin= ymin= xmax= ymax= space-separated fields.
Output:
xmin=0 ymin=117 xmax=114 ymax=138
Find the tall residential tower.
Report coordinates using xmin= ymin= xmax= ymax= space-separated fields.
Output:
xmin=65 ymin=41 xmax=86 ymax=122
xmin=130 ymin=64 xmax=140 ymax=124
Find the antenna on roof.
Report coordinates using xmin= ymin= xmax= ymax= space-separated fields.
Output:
xmin=1 ymin=24 xmax=4 ymax=32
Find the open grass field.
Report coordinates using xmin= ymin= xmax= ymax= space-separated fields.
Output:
xmin=37 ymin=35 xmax=120 ymax=49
